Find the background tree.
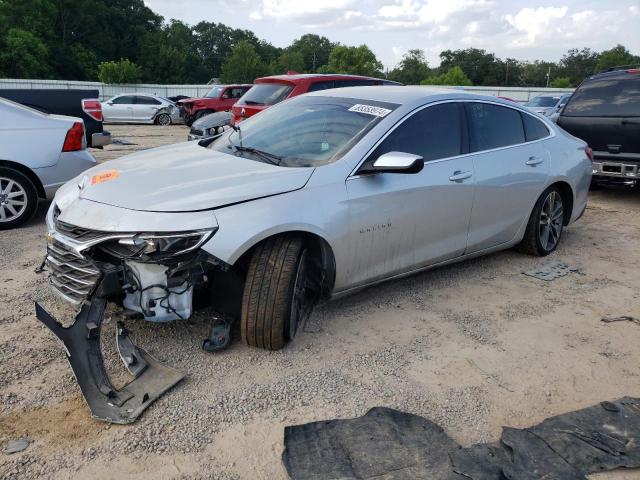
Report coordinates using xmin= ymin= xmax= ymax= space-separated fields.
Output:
xmin=289 ymin=34 xmax=335 ymax=72
xmin=558 ymin=48 xmax=599 ymax=85
xmin=220 ymin=40 xmax=266 ymax=83
xmin=439 ymin=48 xmax=497 ymax=85
xmin=321 ymin=45 xmax=383 ymax=77
xmin=97 ymin=58 xmax=141 ymax=83
xmin=0 ymin=29 xmax=51 ymax=78
xmin=595 ymin=45 xmax=640 ymax=72
xmin=421 ymin=66 xmax=472 ymax=86
xmin=388 ymin=49 xmax=430 ymax=85
xmin=550 ymin=77 xmax=572 ymax=88
xmin=277 ymin=49 xmax=305 ymax=74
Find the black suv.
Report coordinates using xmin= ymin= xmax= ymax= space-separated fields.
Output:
xmin=557 ymin=68 xmax=640 ymax=186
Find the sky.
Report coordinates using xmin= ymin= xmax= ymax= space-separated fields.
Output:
xmin=144 ymin=0 xmax=640 ymax=69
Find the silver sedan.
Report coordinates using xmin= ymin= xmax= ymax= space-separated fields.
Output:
xmin=101 ymin=93 xmax=181 ymax=125
xmin=46 ymin=87 xmax=592 ymax=351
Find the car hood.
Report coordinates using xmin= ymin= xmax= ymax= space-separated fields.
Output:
xmin=77 ymin=142 xmax=314 ymax=212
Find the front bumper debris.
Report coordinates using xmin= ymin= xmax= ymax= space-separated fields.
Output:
xmin=35 ymin=280 xmax=185 ymax=424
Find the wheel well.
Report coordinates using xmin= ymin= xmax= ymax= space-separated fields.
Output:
xmin=0 ymin=160 xmax=46 ymax=199
xmin=235 ymin=231 xmax=336 ymax=300
xmin=552 ymin=181 xmax=574 ymax=225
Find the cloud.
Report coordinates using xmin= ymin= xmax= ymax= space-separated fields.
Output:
xmin=505 ymin=6 xmax=568 ymax=45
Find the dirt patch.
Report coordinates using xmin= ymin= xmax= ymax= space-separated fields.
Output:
xmin=1 ymin=125 xmax=639 ymax=479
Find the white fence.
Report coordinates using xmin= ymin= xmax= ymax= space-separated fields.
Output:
xmin=0 ymin=78 xmax=573 ymax=102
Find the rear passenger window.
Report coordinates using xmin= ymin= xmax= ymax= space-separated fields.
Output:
xmin=308 ymin=81 xmax=335 ymax=92
xmin=466 ymin=103 xmax=525 ymax=151
xmin=335 ymin=80 xmax=377 ymax=87
xmin=136 ymin=96 xmax=161 ymax=105
xmin=364 ymin=103 xmax=462 ymax=169
xmin=522 ymin=113 xmax=549 ymax=141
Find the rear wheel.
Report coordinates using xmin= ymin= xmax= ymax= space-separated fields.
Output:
xmin=241 ymin=236 xmax=310 ymax=350
xmin=0 ymin=167 xmax=38 ymax=230
xmin=517 ymin=186 xmax=564 ymax=256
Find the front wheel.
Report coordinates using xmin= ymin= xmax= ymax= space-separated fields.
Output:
xmin=241 ymin=236 xmax=310 ymax=350
xmin=517 ymin=186 xmax=565 ymax=256
xmin=155 ymin=113 xmax=172 ymax=126
xmin=0 ymin=167 xmax=38 ymax=230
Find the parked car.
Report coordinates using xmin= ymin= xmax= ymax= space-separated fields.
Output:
xmin=0 ymin=98 xmax=96 ymax=229
xmin=0 ymin=89 xmax=110 ymax=148
xmin=525 ymin=94 xmax=571 ymax=116
xmin=179 ymin=85 xmax=251 ymax=126
xmin=557 ymin=68 xmax=640 ymax=186
xmin=230 ymin=74 xmax=401 ymax=125
xmin=187 ymin=111 xmax=232 ymax=141
xmin=102 ymin=94 xmax=181 ymax=125
xmin=43 ymin=87 xmax=591 ymax=359
xmin=547 ymin=94 xmax=572 ymax=123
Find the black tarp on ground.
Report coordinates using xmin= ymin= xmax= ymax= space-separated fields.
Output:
xmin=282 ymin=397 xmax=640 ymax=479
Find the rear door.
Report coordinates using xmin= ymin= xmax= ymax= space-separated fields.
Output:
xmin=345 ymin=102 xmax=475 ymax=287
xmin=131 ymin=95 xmax=161 ymax=122
xmin=558 ymin=74 xmax=640 ymax=161
xmin=464 ymin=102 xmax=550 ymax=253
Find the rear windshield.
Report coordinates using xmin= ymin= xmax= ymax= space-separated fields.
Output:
xmin=563 ymin=76 xmax=640 ymax=117
xmin=526 ymin=96 xmax=559 ymax=107
xmin=240 ymin=83 xmax=293 ymax=106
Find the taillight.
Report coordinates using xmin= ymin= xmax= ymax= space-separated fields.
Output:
xmin=627 ymin=69 xmax=640 ymax=74
xmin=585 ymin=146 xmax=594 ymax=162
xmin=62 ymin=122 xmax=85 ymax=152
xmin=82 ymin=99 xmax=103 ymax=121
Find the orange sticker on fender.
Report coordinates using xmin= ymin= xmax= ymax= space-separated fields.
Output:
xmin=91 ymin=170 xmax=119 ymax=185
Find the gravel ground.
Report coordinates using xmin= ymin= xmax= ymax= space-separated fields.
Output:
xmin=1 ymin=124 xmax=640 ymax=479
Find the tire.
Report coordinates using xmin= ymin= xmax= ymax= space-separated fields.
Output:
xmin=0 ymin=167 xmax=39 ymax=230
xmin=184 ymin=115 xmax=194 ymax=127
xmin=517 ymin=186 xmax=565 ymax=256
xmin=241 ymin=236 xmax=309 ymax=350
xmin=155 ymin=113 xmax=172 ymax=126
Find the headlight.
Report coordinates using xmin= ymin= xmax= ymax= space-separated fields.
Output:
xmin=100 ymin=229 xmax=216 ymax=261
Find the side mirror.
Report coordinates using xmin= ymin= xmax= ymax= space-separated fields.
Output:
xmin=372 ymin=152 xmax=424 ymax=174
xmin=221 ymin=94 xmax=229 ymax=99
xmin=106 ymin=101 xmax=113 ymax=105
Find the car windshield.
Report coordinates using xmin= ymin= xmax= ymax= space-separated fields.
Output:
xmin=210 ymin=95 xmax=399 ymax=167
xmin=526 ymin=96 xmax=559 ymax=107
xmin=239 ymin=83 xmax=293 ymax=106
xmin=206 ymin=87 xmax=225 ymax=98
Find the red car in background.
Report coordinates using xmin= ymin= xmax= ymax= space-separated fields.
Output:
xmin=231 ymin=74 xmax=400 ymax=125
xmin=179 ymin=84 xmax=251 ymax=126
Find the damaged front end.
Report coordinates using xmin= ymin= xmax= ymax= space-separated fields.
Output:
xmin=36 ymin=206 xmax=232 ymax=423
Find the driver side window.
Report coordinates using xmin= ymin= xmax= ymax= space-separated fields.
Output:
xmin=361 ymin=102 xmax=463 ymax=172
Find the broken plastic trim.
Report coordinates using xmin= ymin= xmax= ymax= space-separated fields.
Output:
xmin=34 ymin=278 xmax=185 ymax=424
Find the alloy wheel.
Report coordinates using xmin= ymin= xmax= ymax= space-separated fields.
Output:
xmin=157 ymin=113 xmax=171 ymax=126
xmin=538 ymin=191 xmax=563 ymax=251
xmin=0 ymin=177 xmax=28 ymax=223
xmin=287 ymin=249 xmax=308 ymax=340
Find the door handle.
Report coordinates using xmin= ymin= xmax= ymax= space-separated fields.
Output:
xmin=449 ymin=170 xmax=472 ymax=182
xmin=525 ymin=156 xmax=544 ymax=166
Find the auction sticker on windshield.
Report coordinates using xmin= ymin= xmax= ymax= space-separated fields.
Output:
xmin=348 ymin=104 xmax=392 ymax=117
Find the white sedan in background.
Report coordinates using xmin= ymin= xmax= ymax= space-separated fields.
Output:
xmin=0 ymin=98 xmax=96 ymax=229
xmin=101 ymin=94 xmax=181 ymax=125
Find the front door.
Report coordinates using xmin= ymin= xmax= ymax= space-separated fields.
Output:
xmin=103 ymin=95 xmax=135 ymax=122
xmin=344 ymin=102 xmax=475 ymax=288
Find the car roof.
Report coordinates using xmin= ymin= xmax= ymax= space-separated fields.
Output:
xmin=305 ymin=85 xmax=524 ymax=108
xmin=255 ymin=73 xmax=390 ymax=83
xmin=585 ymin=68 xmax=640 ymax=81
xmin=210 ymin=84 xmax=252 ymax=88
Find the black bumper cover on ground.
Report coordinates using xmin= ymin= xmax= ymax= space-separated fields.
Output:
xmin=35 ymin=288 xmax=184 ymax=424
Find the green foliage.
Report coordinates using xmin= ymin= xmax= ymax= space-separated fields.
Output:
xmin=550 ymin=77 xmax=572 ymax=88
xmin=595 ymin=45 xmax=640 ymax=72
xmin=321 ymin=45 xmax=383 ymax=77
xmin=388 ymin=49 xmax=430 ymax=85
xmin=97 ymin=58 xmax=141 ymax=83
xmin=289 ymin=34 xmax=336 ymax=72
xmin=421 ymin=66 xmax=472 ymax=86
xmin=220 ymin=41 xmax=266 ymax=83
xmin=277 ymin=50 xmax=305 ymax=74
xmin=558 ymin=48 xmax=599 ymax=85
xmin=0 ymin=28 xmax=51 ymax=78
